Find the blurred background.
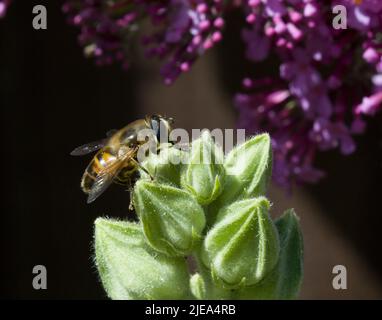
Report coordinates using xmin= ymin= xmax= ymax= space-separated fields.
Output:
xmin=1 ymin=1 xmax=382 ymax=299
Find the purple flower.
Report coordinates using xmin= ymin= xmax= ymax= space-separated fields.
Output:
xmin=355 ymin=92 xmax=382 ymax=115
xmin=234 ymin=79 xmax=326 ymax=187
xmin=62 ymin=0 xmax=137 ymax=69
xmin=242 ymin=20 xmax=271 ymax=61
xmin=143 ymin=1 xmax=226 ymax=84
xmin=233 ymin=0 xmax=382 ymax=188
xmin=335 ymin=0 xmax=382 ymax=30
xmin=57 ymin=0 xmax=382 ymax=188
xmin=0 ymin=0 xmax=11 ymax=18
xmin=63 ymin=0 xmax=226 ymax=84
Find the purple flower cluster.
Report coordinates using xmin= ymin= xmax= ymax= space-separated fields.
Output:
xmin=63 ymin=0 xmax=225 ymax=84
xmin=235 ymin=0 xmax=382 ymax=187
xmin=143 ymin=1 xmax=225 ymax=84
xmin=1 ymin=0 xmax=370 ymax=187
xmin=62 ymin=0 xmax=138 ymax=69
xmin=0 ymin=0 xmax=11 ymax=18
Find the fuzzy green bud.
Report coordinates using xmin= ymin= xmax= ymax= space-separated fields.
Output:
xmin=190 ymin=273 xmax=206 ymax=300
xmin=140 ymin=146 xmax=188 ymax=187
xmin=133 ymin=180 xmax=206 ymax=256
xmin=234 ymin=209 xmax=303 ymax=299
xmin=181 ymin=130 xmax=225 ymax=205
xmin=214 ymin=134 xmax=272 ymax=208
xmin=94 ymin=218 xmax=190 ymax=300
xmin=90 ymin=131 xmax=304 ymax=301
xmin=202 ymin=197 xmax=279 ymax=288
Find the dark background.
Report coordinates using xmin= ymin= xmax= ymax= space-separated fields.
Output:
xmin=1 ymin=1 xmax=382 ymax=299
xmin=0 ymin=1 xmax=140 ymax=299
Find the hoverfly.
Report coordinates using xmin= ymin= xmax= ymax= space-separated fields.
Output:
xmin=71 ymin=115 xmax=174 ymax=203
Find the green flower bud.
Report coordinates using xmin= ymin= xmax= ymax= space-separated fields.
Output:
xmin=234 ymin=209 xmax=304 ymax=299
xmin=202 ymin=197 xmax=279 ymax=288
xmin=94 ymin=218 xmax=190 ymax=300
xmin=191 ymin=258 xmax=234 ymax=299
xmin=90 ymin=131 xmax=304 ymax=300
xmin=190 ymin=273 xmax=206 ymax=300
xmin=140 ymin=146 xmax=188 ymax=187
xmin=181 ymin=130 xmax=225 ymax=205
xmin=133 ymin=180 xmax=206 ymax=256
xmin=213 ymin=134 xmax=272 ymax=208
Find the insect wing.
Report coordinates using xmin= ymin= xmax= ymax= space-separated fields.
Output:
xmin=86 ymin=168 xmax=120 ymax=203
xmin=70 ymin=139 xmax=108 ymax=156
xmin=86 ymin=147 xmax=137 ymax=203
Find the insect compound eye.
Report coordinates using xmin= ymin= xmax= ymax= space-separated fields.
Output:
xmin=150 ymin=116 xmax=160 ymax=141
xmin=150 ymin=115 xmax=171 ymax=144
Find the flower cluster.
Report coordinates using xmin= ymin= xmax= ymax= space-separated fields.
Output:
xmin=0 ymin=0 xmax=11 ymax=18
xmin=63 ymin=0 xmax=225 ymax=84
xmin=235 ymin=0 xmax=382 ymax=187
xmin=0 ymin=1 xmax=380 ymax=187
xmin=60 ymin=1 xmax=382 ymax=188
xmin=94 ymin=132 xmax=303 ymax=299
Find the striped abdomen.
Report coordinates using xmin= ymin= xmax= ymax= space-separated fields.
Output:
xmin=81 ymin=147 xmax=138 ymax=193
xmin=81 ymin=147 xmax=117 ymax=193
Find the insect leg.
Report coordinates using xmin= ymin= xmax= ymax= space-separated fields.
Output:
xmin=126 ymin=179 xmax=135 ymax=211
xmin=130 ymin=158 xmax=154 ymax=180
